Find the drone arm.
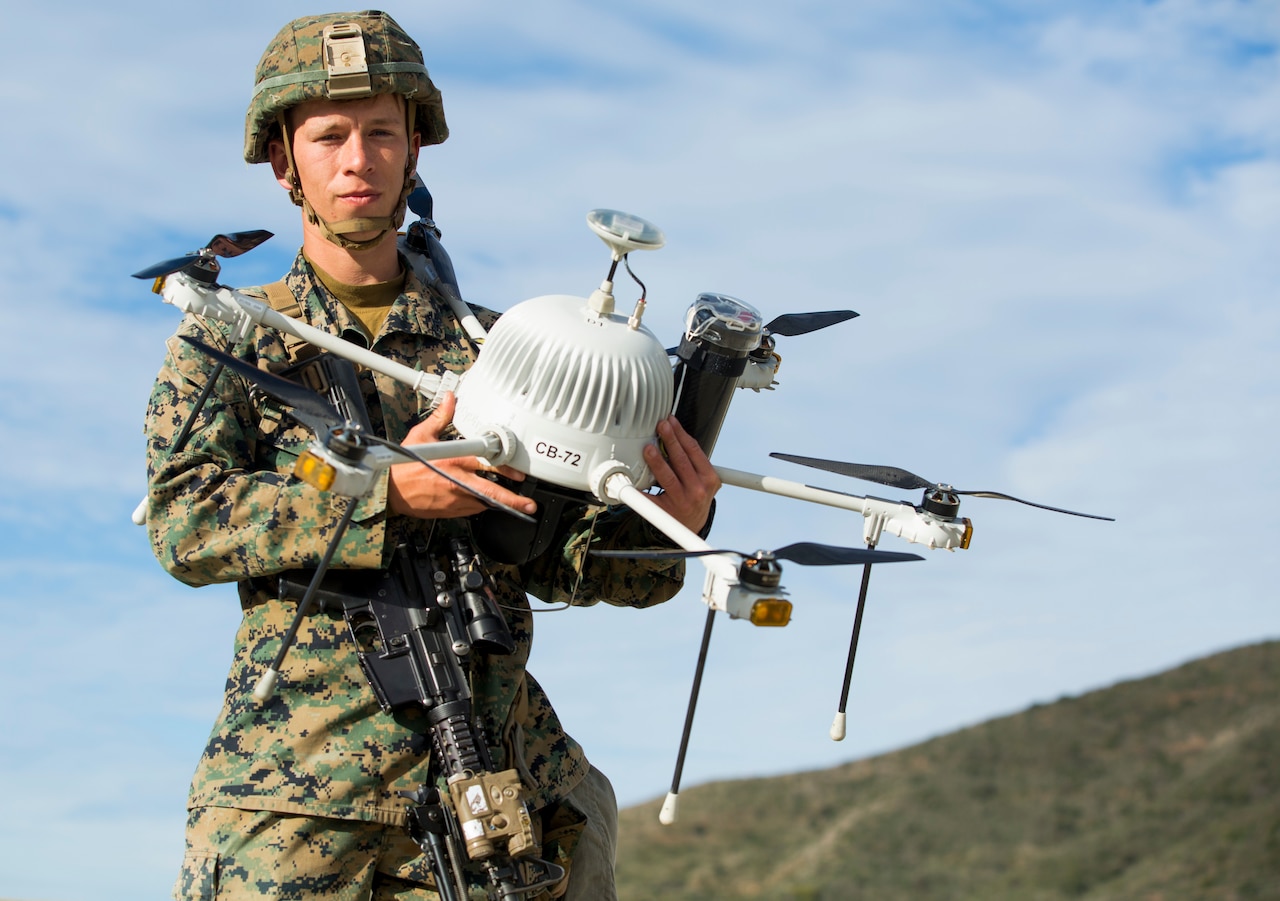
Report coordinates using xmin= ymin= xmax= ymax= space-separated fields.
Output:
xmin=715 ymin=466 xmax=880 ymax=542
xmin=601 ymin=473 xmax=759 ymax=622
xmin=251 ymin=301 xmax=453 ymax=402
xmin=603 ymin=474 xmax=736 ymax=575
xmin=513 ymin=502 xmax=689 ymax=615
xmin=714 ymin=466 xmax=970 ymax=551
xmin=161 ymin=273 xmax=458 ymax=404
xmin=400 ymin=432 xmax=513 ymax=468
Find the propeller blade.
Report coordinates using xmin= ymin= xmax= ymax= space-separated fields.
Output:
xmin=957 ymin=490 xmax=1115 ymax=521
xmin=763 ymin=310 xmax=858 ymax=337
xmin=408 ymin=184 xmax=434 ymax=220
xmin=770 ymin=454 xmax=932 ymax=491
xmin=591 ymin=543 xmax=921 ymax=566
xmin=178 ymin=337 xmax=341 ymax=432
xmin=133 ymin=253 xmax=204 ymax=280
xmin=771 ymin=542 xmax=923 ymax=566
xmin=134 ymin=230 xmax=273 ymax=279
xmin=771 ymin=452 xmax=1115 ymax=521
xmin=422 ymin=227 xmax=460 ymax=294
xmin=206 ymin=229 xmax=273 ymax=259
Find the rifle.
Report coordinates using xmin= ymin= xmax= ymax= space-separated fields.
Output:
xmin=280 ymin=535 xmax=566 ymax=901
xmin=243 ymin=352 xmax=566 ymax=899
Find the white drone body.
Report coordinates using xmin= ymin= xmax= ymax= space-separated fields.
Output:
xmin=141 ymin=222 xmax=966 ymax=567
xmin=452 ymin=292 xmax=673 ymax=504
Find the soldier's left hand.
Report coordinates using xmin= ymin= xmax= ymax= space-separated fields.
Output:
xmin=643 ymin=416 xmax=721 ymax=534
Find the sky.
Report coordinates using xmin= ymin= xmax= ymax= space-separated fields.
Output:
xmin=1 ymin=1 xmax=1277 ymax=898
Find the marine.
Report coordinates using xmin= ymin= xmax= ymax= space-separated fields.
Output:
xmin=143 ymin=10 xmax=720 ymax=899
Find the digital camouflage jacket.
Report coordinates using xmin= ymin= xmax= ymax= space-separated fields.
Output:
xmin=144 ymin=251 xmax=685 ymax=828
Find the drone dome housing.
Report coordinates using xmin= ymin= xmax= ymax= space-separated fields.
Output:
xmin=452 ymin=294 xmax=674 ymax=500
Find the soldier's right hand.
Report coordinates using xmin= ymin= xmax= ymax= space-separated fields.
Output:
xmin=388 ymin=392 xmax=538 ymax=520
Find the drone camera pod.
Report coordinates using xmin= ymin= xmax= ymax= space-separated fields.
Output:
xmin=671 ymin=293 xmax=764 ymax=457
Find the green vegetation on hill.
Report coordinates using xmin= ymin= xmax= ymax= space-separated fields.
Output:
xmin=617 ymin=641 xmax=1280 ymax=900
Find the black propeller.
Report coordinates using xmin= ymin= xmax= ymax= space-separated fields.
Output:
xmin=405 ymin=185 xmax=464 ymax=297
xmin=133 ymin=229 xmax=273 ymax=281
xmin=763 ymin=309 xmax=858 ymax=337
xmin=770 ymin=453 xmax=1115 ymax=521
xmin=665 ymin=308 xmax=859 ymax=357
xmin=178 ymin=337 xmax=534 ymax=523
xmin=592 ymin=541 xmax=922 ymax=566
xmin=407 ymin=184 xmax=434 ymax=221
xmin=180 ymin=336 xmax=341 ymax=433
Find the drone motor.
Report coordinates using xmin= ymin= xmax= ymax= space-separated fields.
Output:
xmin=921 ymin=485 xmax=962 ymax=519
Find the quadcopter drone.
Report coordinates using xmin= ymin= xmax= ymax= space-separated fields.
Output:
xmin=134 ymin=192 xmax=1112 ymax=825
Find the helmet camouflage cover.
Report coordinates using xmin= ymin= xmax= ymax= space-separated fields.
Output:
xmin=245 ymin=9 xmax=448 ymax=164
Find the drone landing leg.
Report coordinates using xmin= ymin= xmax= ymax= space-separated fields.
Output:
xmin=171 ymin=361 xmax=226 ymax=454
xmin=660 ymin=608 xmax=716 ymax=825
xmin=252 ymin=498 xmax=358 ymax=702
xmin=133 ymin=361 xmax=227 ymax=525
xmin=831 ymin=552 xmax=874 ymax=742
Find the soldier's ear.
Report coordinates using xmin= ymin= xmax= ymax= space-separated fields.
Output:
xmin=267 ymin=111 xmax=300 ymax=194
xmin=268 ymin=139 xmax=299 ymax=196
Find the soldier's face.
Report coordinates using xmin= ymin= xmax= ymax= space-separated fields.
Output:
xmin=273 ymin=93 xmax=420 ymax=238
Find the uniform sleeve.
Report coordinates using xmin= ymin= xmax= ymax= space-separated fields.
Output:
xmin=143 ymin=318 xmax=389 ymax=587
xmin=518 ymin=502 xmax=690 ymax=610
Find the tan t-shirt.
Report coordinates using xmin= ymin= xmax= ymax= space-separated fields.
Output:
xmin=306 ymin=252 xmax=406 ymax=341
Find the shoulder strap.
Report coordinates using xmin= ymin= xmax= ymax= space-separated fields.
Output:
xmin=260 ymin=280 xmax=315 ymax=365
xmin=262 ymin=280 xmax=302 ymax=317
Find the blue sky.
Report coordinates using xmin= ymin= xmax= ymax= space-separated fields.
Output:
xmin=2 ymin=2 xmax=1278 ymax=899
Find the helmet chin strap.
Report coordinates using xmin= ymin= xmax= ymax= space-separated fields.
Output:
xmin=278 ymin=103 xmax=418 ymax=252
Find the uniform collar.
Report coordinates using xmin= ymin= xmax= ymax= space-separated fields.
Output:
xmin=283 ymin=249 xmax=459 ymax=347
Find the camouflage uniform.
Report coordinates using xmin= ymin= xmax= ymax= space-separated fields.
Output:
xmin=145 ymin=253 xmax=686 ymax=897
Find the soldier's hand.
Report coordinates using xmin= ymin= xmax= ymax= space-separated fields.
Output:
xmin=388 ymin=393 xmax=537 ymax=520
xmin=643 ymin=416 xmax=721 ymax=534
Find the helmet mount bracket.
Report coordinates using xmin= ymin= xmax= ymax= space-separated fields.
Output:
xmin=323 ymin=22 xmax=372 ymax=100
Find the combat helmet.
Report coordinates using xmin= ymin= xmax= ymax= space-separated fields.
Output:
xmin=245 ymin=10 xmax=448 ymax=250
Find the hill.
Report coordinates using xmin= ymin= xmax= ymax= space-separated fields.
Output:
xmin=616 ymin=640 xmax=1280 ymax=900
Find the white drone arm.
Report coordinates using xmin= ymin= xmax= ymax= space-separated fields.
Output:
xmin=714 ymin=466 xmax=970 ymax=551
xmin=296 ymin=434 xmax=510 ymax=498
xmin=601 ymin=472 xmax=773 ymax=621
xmin=135 ymin=273 xmax=510 ymax=525
xmin=161 ymin=273 xmax=459 ymax=403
